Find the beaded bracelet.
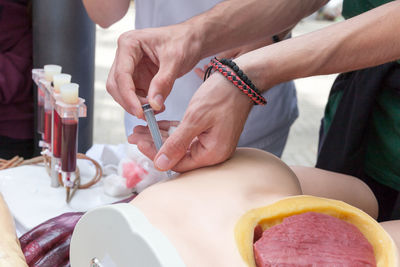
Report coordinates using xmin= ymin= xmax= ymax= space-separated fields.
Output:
xmin=272 ymin=35 xmax=281 ymax=43
xmin=204 ymin=57 xmax=266 ymax=105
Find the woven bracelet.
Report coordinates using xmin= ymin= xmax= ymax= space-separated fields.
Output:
xmin=204 ymin=57 xmax=266 ymax=105
xmin=272 ymin=35 xmax=281 ymax=43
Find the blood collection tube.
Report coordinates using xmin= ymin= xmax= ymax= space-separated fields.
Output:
xmin=50 ymin=74 xmax=71 ymax=187
xmin=44 ymin=90 xmax=52 ymax=144
xmin=37 ymin=79 xmax=48 ymax=137
xmin=52 ymin=74 xmax=71 ymax=158
xmin=32 ymin=69 xmax=44 ymax=86
xmin=32 ymin=69 xmax=45 ymax=137
xmin=32 ymin=68 xmax=46 ymax=139
xmin=43 ymin=65 xmax=62 ymax=146
xmin=57 ymin=83 xmax=86 ymax=188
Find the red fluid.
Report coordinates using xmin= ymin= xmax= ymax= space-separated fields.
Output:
xmin=37 ymin=103 xmax=44 ymax=134
xmin=52 ymin=111 xmax=62 ymax=158
xmin=44 ymin=110 xmax=52 ymax=144
xmin=61 ymin=120 xmax=78 ymax=172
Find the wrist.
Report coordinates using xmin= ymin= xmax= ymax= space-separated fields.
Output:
xmin=210 ymin=71 xmax=254 ymax=112
xmin=181 ymin=19 xmax=216 ymax=60
xmin=233 ymin=55 xmax=268 ymax=94
xmin=206 ymin=58 xmax=266 ymax=105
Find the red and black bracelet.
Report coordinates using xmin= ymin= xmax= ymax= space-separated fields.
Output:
xmin=204 ymin=57 xmax=266 ymax=105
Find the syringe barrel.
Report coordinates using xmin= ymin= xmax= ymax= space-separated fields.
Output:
xmin=142 ymin=104 xmax=163 ymax=151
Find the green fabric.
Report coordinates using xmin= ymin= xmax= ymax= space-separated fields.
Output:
xmin=322 ymin=90 xmax=344 ymax=136
xmin=323 ymin=86 xmax=400 ymax=191
xmin=342 ymin=0 xmax=394 ymax=19
xmin=364 ymin=88 xmax=400 ymax=190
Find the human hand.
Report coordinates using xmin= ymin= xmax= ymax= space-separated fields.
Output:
xmin=128 ymin=72 xmax=253 ymax=172
xmin=128 ymin=120 xmax=179 ymax=159
xmin=106 ymin=24 xmax=202 ymax=119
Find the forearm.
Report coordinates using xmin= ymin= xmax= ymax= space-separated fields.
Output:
xmin=184 ymin=0 xmax=327 ymax=58
xmin=236 ymin=1 xmax=400 ymax=91
xmin=82 ymin=0 xmax=130 ymax=28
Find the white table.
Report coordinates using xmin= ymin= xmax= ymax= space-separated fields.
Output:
xmin=0 ymin=162 xmax=125 ymax=236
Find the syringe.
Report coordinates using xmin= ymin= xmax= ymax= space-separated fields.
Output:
xmin=142 ymin=104 xmax=172 ymax=178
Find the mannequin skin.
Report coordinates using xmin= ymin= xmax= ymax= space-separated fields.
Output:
xmin=131 ymin=148 xmax=399 ymax=267
xmin=0 ymin=194 xmax=28 ymax=267
xmin=291 ymin=165 xmax=379 ymax=219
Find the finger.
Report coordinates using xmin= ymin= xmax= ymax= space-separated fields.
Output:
xmin=114 ymin=70 xmax=143 ymax=118
xmin=169 ymin=139 xmax=207 ymax=172
xmin=157 ymin=120 xmax=180 ymax=131
xmin=133 ymin=125 xmax=149 ymax=134
xmin=128 ymin=132 xmax=154 ymax=144
xmin=136 ymin=140 xmax=158 ymax=160
xmin=151 ymin=103 xmax=167 ymax=116
xmin=153 ymin=122 xmax=203 ymax=171
xmin=135 ymin=97 xmax=166 ymax=117
xmin=106 ymin=61 xmax=125 ymax=106
xmin=133 ymin=124 xmax=175 ymax=137
xmin=194 ymin=68 xmax=205 ymax=79
xmin=130 ymin=128 xmax=169 ymax=140
xmin=113 ymin=33 xmax=145 ymax=118
xmin=147 ymin=60 xmax=179 ymax=111
xmin=133 ymin=121 xmax=178 ymax=134
xmin=173 ymin=134 xmax=234 ymax=172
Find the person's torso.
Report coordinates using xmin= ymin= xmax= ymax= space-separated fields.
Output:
xmin=322 ymin=68 xmax=400 ymax=191
xmin=0 ymin=0 xmax=33 ymax=140
xmin=364 ymin=78 xmax=400 ymax=191
xmin=0 ymin=0 xmax=31 ymax=51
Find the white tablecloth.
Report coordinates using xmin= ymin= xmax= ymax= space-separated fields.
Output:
xmin=0 ymin=161 xmax=125 ymax=236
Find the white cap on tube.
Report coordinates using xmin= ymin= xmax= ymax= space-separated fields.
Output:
xmin=44 ymin=64 xmax=62 ymax=82
xmin=60 ymin=83 xmax=79 ymax=104
xmin=53 ymin=74 xmax=72 ymax=93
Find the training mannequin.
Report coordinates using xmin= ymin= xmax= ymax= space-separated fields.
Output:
xmin=131 ymin=148 xmax=398 ymax=266
xmin=1 ymin=148 xmax=399 ymax=266
xmin=0 ymin=194 xmax=28 ymax=267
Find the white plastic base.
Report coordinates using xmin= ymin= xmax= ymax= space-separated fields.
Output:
xmin=70 ymin=204 xmax=185 ymax=267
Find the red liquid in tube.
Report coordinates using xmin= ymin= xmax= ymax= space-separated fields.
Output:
xmin=44 ymin=110 xmax=52 ymax=143
xmin=37 ymin=103 xmax=45 ymax=134
xmin=61 ymin=120 xmax=78 ymax=172
xmin=53 ymin=111 xmax=62 ymax=158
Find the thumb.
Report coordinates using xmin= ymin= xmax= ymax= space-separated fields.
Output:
xmin=148 ymin=61 xmax=179 ymax=111
xmin=153 ymin=122 xmax=200 ymax=171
